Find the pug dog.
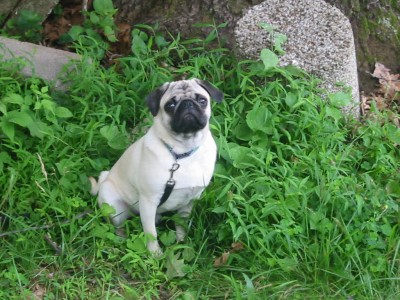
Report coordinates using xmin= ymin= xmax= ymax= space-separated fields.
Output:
xmin=90 ymin=78 xmax=224 ymax=254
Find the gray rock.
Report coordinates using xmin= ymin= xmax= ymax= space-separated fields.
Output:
xmin=0 ymin=0 xmax=16 ymax=20
xmin=0 ymin=36 xmax=81 ymax=90
xmin=10 ymin=0 xmax=59 ymax=21
xmin=235 ymin=0 xmax=360 ymax=117
xmin=0 ymin=0 xmax=59 ymax=27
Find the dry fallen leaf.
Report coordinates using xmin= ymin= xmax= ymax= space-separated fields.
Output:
xmin=117 ymin=23 xmax=132 ymax=44
xmin=373 ymin=63 xmax=400 ymax=101
xmin=32 ymin=284 xmax=46 ymax=300
xmin=363 ymin=63 xmax=400 ymax=115
xmin=374 ymin=95 xmax=387 ymax=111
xmin=214 ymin=251 xmax=230 ymax=267
xmin=214 ymin=242 xmax=245 ymax=267
xmin=231 ymin=242 xmax=245 ymax=252
xmin=166 ymin=253 xmax=187 ymax=279
xmin=361 ymin=93 xmax=370 ymax=116
xmin=372 ymin=62 xmax=392 ymax=80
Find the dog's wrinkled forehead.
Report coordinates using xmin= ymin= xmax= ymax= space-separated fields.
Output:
xmin=146 ymin=78 xmax=223 ymax=117
xmin=164 ymin=80 xmax=208 ymax=101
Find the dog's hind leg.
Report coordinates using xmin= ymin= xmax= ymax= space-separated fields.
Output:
xmin=175 ymin=202 xmax=194 ymax=242
xmin=98 ymin=180 xmax=131 ymax=230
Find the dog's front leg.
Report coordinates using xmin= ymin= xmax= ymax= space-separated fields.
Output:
xmin=139 ymin=199 xmax=162 ymax=255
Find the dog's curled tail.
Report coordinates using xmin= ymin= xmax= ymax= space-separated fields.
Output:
xmin=89 ymin=171 xmax=109 ymax=195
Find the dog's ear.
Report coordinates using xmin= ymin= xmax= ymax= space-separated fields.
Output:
xmin=195 ymin=79 xmax=224 ymax=103
xmin=145 ymin=83 xmax=170 ymax=116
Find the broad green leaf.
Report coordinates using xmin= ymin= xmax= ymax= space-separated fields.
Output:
xmin=92 ymin=224 xmax=117 ymax=241
xmin=386 ymin=180 xmax=400 ymax=197
xmin=285 ymin=92 xmax=298 ymax=107
xmin=27 ymin=120 xmax=49 ymax=139
xmin=387 ymin=124 xmax=400 ymax=144
xmin=92 ymin=224 xmax=110 ymax=238
xmin=68 ymin=25 xmax=84 ymax=41
xmin=309 ymin=211 xmax=324 ymax=230
xmin=233 ymin=122 xmax=253 ymax=141
xmin=3 ymin=93 xmax=24 ymax=105
xmin=55 ymin=107 xmax=73 ymax=118
xmin=182 ymin=247 xmax=196 ymax=262
xmin=325 ymin=106 xmax=343 ymax=123
xmin=1 ymin=120 xmax=15 ymax=141
xmin=99 ymin=16 xmax=115 ymax=28
xmin=329 ymin=91 xmax=352 ymax=107
xmin=126 ymin=235 xmax=147 ymax=252
xmin=166 ymin=253 xmax=187 ymax=279
xmin=228 ymin=144 xmax=249 ymax=163
xmin=246 ymin=105 xmax=272 ymax=134
xmin=99 ymin=203 xmax=116 ymax=217
xmin=55 ymin=159 xmax=70 ymax=176
xmin=228 ymin=144 xmax=259 ymax=169
xmin=159 ymin=231 xmax=176 ymax=246
xmin=7 ymin=110 xmax=33 ymax=127
xmin=131 ymin=34 xmax=148 ymax=57
xmin=260 ymin=49 xmax=279 ymax=70
xmin=100 ymin=124 xmax=117 ymax=140
xmin=40 ymin=99 xmax=56 ymax=113
xmin=89 ymin=12 xmax=100 ymax=24
xmin=0 ymin=102 xmax=6 ymax=114
xmin=0 ymin=151 xmax=11 ymax=170
xmin=89 ymin=157 xmax=110 ymax=171
xmin=93 ymin=0 xmax=114 ymax=13
xmin=22 ymin=95 xmax=33 ymax=106
xmin=155 ymin=35 xmax=169 ymax=48
xmin=100 ymin=124 xmax=128 ymax=150
xmin=380 ymin=223 xmax=392 ymax=236
xmin=274 ymin=33 xmax=287 ymax=54
xmin=103 ymin=25 xmax=117 ymax=42
xmin=259 ymin=22 xmax=275 ymax=32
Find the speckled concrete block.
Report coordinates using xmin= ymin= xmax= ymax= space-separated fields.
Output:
xmin=0 ymin=36 xmax=81 ymax=90
xmin=235 ymin=0 xmax=360 ymax=117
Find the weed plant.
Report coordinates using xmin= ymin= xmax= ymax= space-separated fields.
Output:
xmin=1 ymin=24 xmax=400 ymax=299
xmin=3 ymin=10 xmax=43 ymax=42
xmin=60 ymin=0 xmax=118 ymax=60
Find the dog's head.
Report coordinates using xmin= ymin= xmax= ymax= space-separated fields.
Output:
xmin=146 ymin=79 xmax=224 ymax=135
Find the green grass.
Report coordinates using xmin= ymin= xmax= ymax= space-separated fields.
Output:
xmin=1 ymin=25 xmax=400 ymax=299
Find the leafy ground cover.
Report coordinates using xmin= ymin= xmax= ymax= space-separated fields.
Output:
xmin=1 ymin=3 xmax=400 ymax=300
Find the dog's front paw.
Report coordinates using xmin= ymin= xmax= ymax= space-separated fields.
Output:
xmin=115 ymin=227 xmax=127 ymax=238
xmin=175 ymin=225 xmax=186 ymax=243
xmin=147 ymin=240 xmax=163 ymax=257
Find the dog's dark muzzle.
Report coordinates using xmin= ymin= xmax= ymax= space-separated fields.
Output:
xmin=171 ymin=99 xmax=207 ymax=134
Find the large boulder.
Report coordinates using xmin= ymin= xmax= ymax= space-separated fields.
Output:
xmin=0 ymin=0 xmax=59 ymax=23
xmin=0 ymin=36 xmax=81 ymax=90
xmin=235 ymin=0 xmax=360 ymax=117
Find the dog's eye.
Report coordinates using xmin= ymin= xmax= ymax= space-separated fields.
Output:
xmin=165 ymin=100 xmax=176 ymax=112
xmin=197 ymin=97 xmax=207 ymax=106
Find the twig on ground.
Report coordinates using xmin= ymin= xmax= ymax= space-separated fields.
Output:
xmin=0 ymin=209 xmax=93 ymax=238
xmin=83 ymin=0 xmax=88 ymax=12
xmin=44 ymin=233 xmax=62 ymax=255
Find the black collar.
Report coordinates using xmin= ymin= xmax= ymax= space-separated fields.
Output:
xmin=161 ymin=140 xmax=199 ymax=161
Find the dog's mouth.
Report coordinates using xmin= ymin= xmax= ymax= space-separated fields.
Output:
xmin=171 ymin=102 xmax=207 ymax=134
xmin=172 ymin=114 xmax=207 ymax=134
xmin=183 ymin=113 xmax=196 ymax=121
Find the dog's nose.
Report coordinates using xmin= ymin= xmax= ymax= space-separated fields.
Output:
xmin=181 ymin=99 xmax=195 ymax=108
